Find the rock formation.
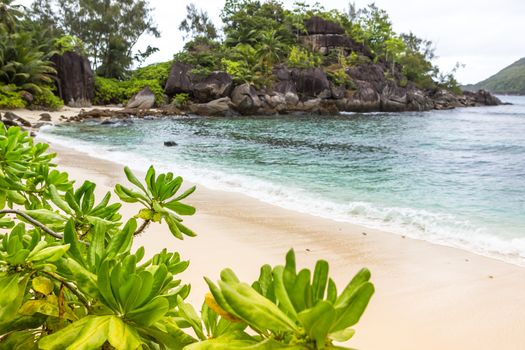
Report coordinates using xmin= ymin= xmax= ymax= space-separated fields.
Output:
xmin=126 ymin=87 xmax=156 ymax=109
xmin=51 ymin=52 xmax=95 ymax=107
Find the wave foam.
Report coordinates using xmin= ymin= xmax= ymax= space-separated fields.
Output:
xmin=38 ymin=128 xmax=525 ymax=266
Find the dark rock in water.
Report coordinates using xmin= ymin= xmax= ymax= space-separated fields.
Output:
xmin=3 ymin=112 xmax=32 ymax=127
xmin=463 ymin=89 xmax=502 ymax=106
xmin=165 ymin=62 xmax=193 ymax=96
xmin=100 ymin=119 xmax=116 ymax=125
xmin=231 ymin=83 xmax=261 ymax=114
xmin=304 ymin=16 xmax=345 ymax=35
xmin=192 ymin=72 xmax=233 ymax=102
xmin=51 ymin=52 xmax=94 ymax=107
xmin=39 ymin=113 xmax=52 ymax=121
xmin=290 ymin=68 xmax=330 ymax=98
xmin=188 ymin=97 xmax=236 ymax=117
xmin=432 ymin=89 xmax=463 ymax=110
xmin=164 ymin=141 xmax=178 ymax=147
xmin=380 ymin=82 xmax=408 ymax=112
xmin=126 ymin=86 xmax=156 ymax=109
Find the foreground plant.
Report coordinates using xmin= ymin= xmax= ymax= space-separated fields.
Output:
xmin=0 ymin=122 xmax=374 ymax=349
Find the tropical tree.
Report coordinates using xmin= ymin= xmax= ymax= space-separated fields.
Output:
xmin=179 ymin=3 xmax=218 ymax=41
xmin=0 ymin=0 xmax=23 ymax=33
xmin=29 ymin=0 xmax=160 ymax=79
xmin=255 ymin=29 xmax=287 ymax=84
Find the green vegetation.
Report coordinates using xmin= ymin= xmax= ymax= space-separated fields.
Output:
xmin=172 ymin=93 xmax=190 ymax=108
xmin=464 ymin=57 xmax=525 ymax=95
xmin=94 ymin=61 xmax=169 ymax=106
xmin=0 ymin=122 xmax=374 ymax=349
xmin=30 ymin=0 xmax=160 ymax=79
xmin=172 ymin=1 xmax=459 ymax=93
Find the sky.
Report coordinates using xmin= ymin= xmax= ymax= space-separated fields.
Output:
xmin=17 ymin=0 xmax=525 ymax=84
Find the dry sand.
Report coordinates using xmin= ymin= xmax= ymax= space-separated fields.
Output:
xmin=0 ymin=106 xmax=123 ymax=125
xmin=43 ymin=140 xmax=525 ymax=350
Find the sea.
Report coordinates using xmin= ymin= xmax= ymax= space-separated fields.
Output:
xmin=39 ymin=95 xmax=525 ymax=265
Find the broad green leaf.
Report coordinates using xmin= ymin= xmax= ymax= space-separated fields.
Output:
xmin=297 ymin=300 xmax=335 ymax=348
xmin=107 ymin=316 xmax=142 ymax=350
xmin=32 ymin=276 xmax=54 ymax=295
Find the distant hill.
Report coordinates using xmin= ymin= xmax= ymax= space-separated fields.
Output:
xmin=463 ymin=58 xmax=525 ymax=95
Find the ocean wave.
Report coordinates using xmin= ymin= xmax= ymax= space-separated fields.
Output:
xmin=38 ymin=128 xmax=525 ymax=266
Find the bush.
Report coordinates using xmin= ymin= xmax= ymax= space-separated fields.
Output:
xmin=94 ymin=76 xmax=166 ymax=106
xmin=31 ymin=88 xmax=64 ymax=110
xmin=131 ymin=61 xmax=172 ymax=87
xmin=172 ymin=93 xmax=190 ymax=108
xmin=327 ymin=68 xmax=356 ymax=89
xmin=0 ymin=123 xmax=375 ymax=349
xmin=0 ymin=85 xmax=26 ymax=109
xmin=287 ymin=46 xmax=322 ymax=68
xmin=53 ymin=35 xmax=86 ymax=55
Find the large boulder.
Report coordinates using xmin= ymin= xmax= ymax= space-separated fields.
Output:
xmin=431 ymin=89 xmax=463 ymax=110
xmin=290 ymin=68 xmax=330 ymax=99
xmin=188 ymin=97 xmax=236 ymax=117
xmin=407 ymin=88 xmax=434 ymax=111
xmin=51 ymin=51 xmax=94 ymax=107
xmin=300 ymin=34 xmax=369 ymax=57
xmin=304 ymin=16 xmax=345 ymax=35
xmin=126 ymin=86 xmax=156 ymax=109
xmin=165 ymin=62 xmax=193 ymax=95
xmin=463 ymin=90 xmax=502 ymax=106
xmin=231 ymin=83 xmax=261 ymax=114
xmin=337 ymin=81 xmax=380 ymax=112
xmin=192 ymin=72 xmax=233 ymax=102
xmin=380 ymin=82 xmax=407 ymax=112
xmin=347 ymin=64 xmax=386 ymax=92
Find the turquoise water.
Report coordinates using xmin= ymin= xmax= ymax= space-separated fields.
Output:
xmin=40 ymin=95 xmax=525 ymax=264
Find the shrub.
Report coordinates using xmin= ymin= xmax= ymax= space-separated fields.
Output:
xmin=287 ymin=46 xmax=322 ymax=68
xmin=94 ymin=76 xmax=166 ymax=106
xmin=31 ymin=87 xmax=64 ymax=110
xmin=0 ymin=123 xmax=375 ymax=349
xmin=53 ymin=35 xmax=86 ymax=55
xmin=172 ymin=93 xmax=190 ymax=108
xmin=131 ymin=61 xmax=172 ymax=87
xmin=0 ymin=85 xmax=26 ymax=109
xmin=327 ymin=68 xmax=356 ymax=89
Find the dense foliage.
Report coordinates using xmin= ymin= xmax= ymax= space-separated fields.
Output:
xmin=0 ymin=0 xmax=64 ymax=109
xmin=174 ymin=0 xmax=461 ymax=92
xmin=94 ymin=61 xmax=170 ymax=105
xmin=0 ymin=122 xmax=374 ymax=349
xmin=464 ymin=57 xmax=525 ymax=95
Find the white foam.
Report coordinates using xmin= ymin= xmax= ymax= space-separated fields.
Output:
xmin=38 ymin=128 xmax=525 ymax=266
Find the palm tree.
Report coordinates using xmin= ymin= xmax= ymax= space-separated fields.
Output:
xmin=255 ymin=29 xmax=287 ymax=85
xmin=0 ymin=30 xmax=56 ymax=94
xmin=0 ymin=0 xmax=24 ymax=33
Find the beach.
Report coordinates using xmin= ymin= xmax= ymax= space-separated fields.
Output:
xmin=43 ymin=138 xmax=525 ymax=350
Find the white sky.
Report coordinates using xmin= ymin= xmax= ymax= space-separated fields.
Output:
xmin=17 ymin=0 xmax=525 ymax=84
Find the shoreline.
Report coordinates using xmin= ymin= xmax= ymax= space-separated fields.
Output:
xmin=45 ymin=140 xmax=525 ymax=350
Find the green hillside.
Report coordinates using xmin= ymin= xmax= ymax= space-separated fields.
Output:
xmin=465 ymin=57 xmax=525 ymax=95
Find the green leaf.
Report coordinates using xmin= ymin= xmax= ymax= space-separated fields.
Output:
xmin=329 ymin=328 xmax=356 ymax=342
xmin=297 ymin=300 xmax=335 ymax=348
xmin=331 ymin=282 xmax=374 ymax=332
xmin=39 ymin=316 xmax=110 ymax=350
xmin=164 ymin=201 xmax=196 ymax=215
xmin=311 ymin=260 xmax=329 ymax=304
xmin=27 ymin=244 xmax=70 ymax=263
xmin=124 ymin=166 xmax=147 ymax=194
xmin=32 ymin=276 xmax=54 ymax=295
xmin=125 ymin=296 xmax=169 ymax=326
xmin=107 ymin=316 xmax=142 ymax=350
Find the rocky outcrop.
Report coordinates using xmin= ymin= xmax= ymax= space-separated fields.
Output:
xmin=126 ymin=87 xmax=156 ymax=109
xmin=192 ymin=72 xmax=233 ymax=102
xmin=2 ymin=112 xmax=32 ymax=127
xmin=231 ymin=84 xmax=262 ymax=114
xmin=304 ymin=16 xmax=345 ymax=35
xmin=51 ymin=52 xmax=94 ymax=107
xmin=300 ymin=16 xmax=372 ymax=58
xmin=463 ymin=90 xmax=502 ymax=106
xmin=165 ymin=62 xmax=193 ymax=95
xmin=188 ymin=97 xmax=237 ymax=117
xmin=165 ymin=62 xmax=233 ymax=102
